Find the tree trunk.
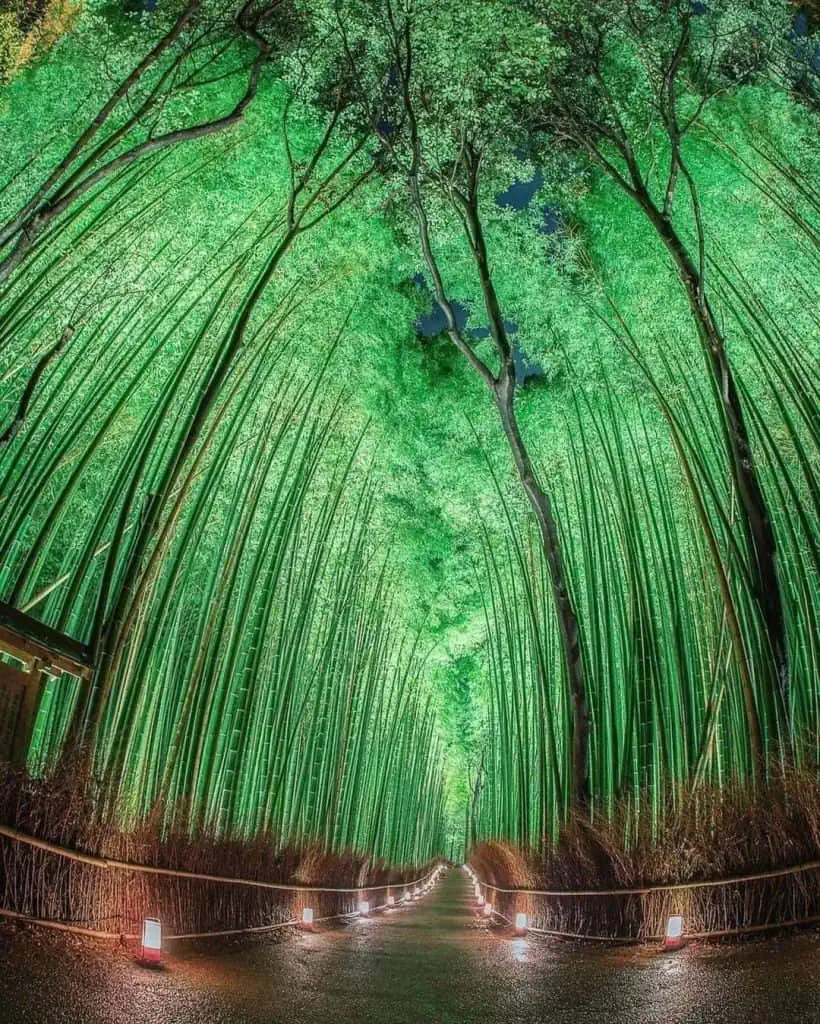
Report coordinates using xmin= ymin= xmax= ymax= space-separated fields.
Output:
xmin=493 ymin=371 xmax=590 ymax=806
xmin=459 ymin=172 xmax=590 ymax=807
xmin=640 ymin=194 xmax=788 ymax=726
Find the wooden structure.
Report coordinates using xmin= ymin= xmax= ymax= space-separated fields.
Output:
xmin=0 ymin=601 xmax=93 ymax=764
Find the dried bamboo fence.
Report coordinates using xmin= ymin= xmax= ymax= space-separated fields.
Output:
xmin=470 ymin=862 xmax=820 ymax=942
xmin=0 ymin=824 xmax=440 ymax=940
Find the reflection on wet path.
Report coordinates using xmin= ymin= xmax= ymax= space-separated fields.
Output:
xmin=1 ymin=870 xmax=818 ymax=1023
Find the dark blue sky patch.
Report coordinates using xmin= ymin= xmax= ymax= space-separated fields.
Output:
xmin=413 ymin=278 xmax=543 ymax=384
xmin=495 ymin=168 xmax=544 ymax=211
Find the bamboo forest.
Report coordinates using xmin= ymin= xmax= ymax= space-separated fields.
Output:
xmin=0 ymin=3 xmax=819 ymax=1019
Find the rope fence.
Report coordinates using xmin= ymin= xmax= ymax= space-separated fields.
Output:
xmin=0 ymin=885 xmax=430 ymax=941
xmin=469 ymin=859 xmax=820 ymax=943
xmin=476 ymin=857 xmax=820 ymax=897
xmin=0 ymin=824 xmax=433 ymax=893
xmin=0 ymin=823 xmax=439 ymax=940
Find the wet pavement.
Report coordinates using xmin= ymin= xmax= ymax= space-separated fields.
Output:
xmin=1 ymin=871 xmax=819 ymax=1023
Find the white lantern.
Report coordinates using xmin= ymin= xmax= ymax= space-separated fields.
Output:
xmin=387 ymin=894 xmax=395 ymax=906
xmin=359 ymin=900 xmax=370 ymax=917
xmin=664 ymin=915 xmax=684 ymax=950
xmin=515 ymin=912 xmax=527 ymax=935
xmin=483 ymin=902 xmax=493 ymax=917
xmin=140 ymin=917 xmax=162 ymax=964
xmin=302 ymin=907 xmax=314 ymax=930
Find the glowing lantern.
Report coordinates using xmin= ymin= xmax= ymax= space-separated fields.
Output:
xmin=476 ymin=893 xmax=485 ymax=907
xmin=387 ymin=894 xmax=395 ymax=906
xmin=664 ymin=915 xmax=684 ymax=950
xmin=413 ymin=887 xmax=421 ymax=899
xmin=359 ymin=900 xmax=370 ymax=917
xmin=302 ymin=907 xmax=314 ymax=930
xmin=140 ymin=917 xmax=162 ymax=964
xmin=483 ymin=902 xmax=493 ymax=917
xmin=515 ymin=913 xmax=528 ymax=936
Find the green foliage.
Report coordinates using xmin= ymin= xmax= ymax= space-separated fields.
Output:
xmin=0 ymin=0 xmax=817 ymax=864
xmin=0 ymin=0 xmax=79 ymax=83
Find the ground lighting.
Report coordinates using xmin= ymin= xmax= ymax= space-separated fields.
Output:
xmin=664 ymin=915 xmax=684 ymax=950
xmin=140 ymin=918 xmax=162 ymax=965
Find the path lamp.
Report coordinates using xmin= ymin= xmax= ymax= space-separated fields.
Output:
xmin=413 ymin=887 xmax=421 ymax=899
xmin=476 ymin=893 xmax=485 ymax=907
xmin=515 ymin=913 xmax=528 ymax=936
xmin=359 ymin=900 xmax=370 ymax=917
xmin=302 ymin=908 xmax=314 ymax=931
xmin=664 ymin=915 xmax=684 ymax=950
xmin=140 ymin=918 xmax=162 ymax=965
xmin=483 ymin=902 xmax=493 ymax=918
xmin=387 ymin=894 xmax=395 ymax=907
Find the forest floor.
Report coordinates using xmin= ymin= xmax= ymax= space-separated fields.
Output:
xmin=1 ymin=871 xmax=819 ymax=1023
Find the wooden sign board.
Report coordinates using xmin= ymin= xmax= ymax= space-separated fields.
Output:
xmin=0 ymin=660 xmax=44 ymax=763
xmin=0 ymin=602 xmax=93 ymax=765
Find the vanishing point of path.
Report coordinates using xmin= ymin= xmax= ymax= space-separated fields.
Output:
xmin=1 ymin=871 xmax=819 ymax=1023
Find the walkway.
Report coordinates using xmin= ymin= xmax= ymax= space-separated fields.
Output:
xmin=1 ymin=871 xmax=818 ymax=1023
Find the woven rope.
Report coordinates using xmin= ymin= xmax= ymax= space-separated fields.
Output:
xmin=0 ymin=888 xmax=419 ymax=941
xmin=486 ymin=905 xmax=820 ymax=943
xmin=0 ymin=824 xmax=434 ymax=893
xmin=472 ymin=858 xmax=820 ymax=897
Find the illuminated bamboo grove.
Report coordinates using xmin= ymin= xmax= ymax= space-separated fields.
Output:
xmin=0 ymin=250 xmax=448 ymax=863
xmin=474 ymin=338 xmax=819 ymax=847
xmin=0 ymin=0 xmax=818 ymax=870
xmin=0 ymin=10 xmax=447 ymax=867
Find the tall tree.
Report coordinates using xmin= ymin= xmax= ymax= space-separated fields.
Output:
xmin=323 ymin=0 xmax=590 ymax=812
xmin=523 ymin=0 xmax=793 ymax=739
xmin=0 ymin=0 xmax=289 ymax=284
xmin=79 ymin=85 xmax=376 ymax=746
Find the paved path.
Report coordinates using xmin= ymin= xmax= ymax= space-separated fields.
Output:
xmin=1 ymin=871 xmax=819 ymax=1023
